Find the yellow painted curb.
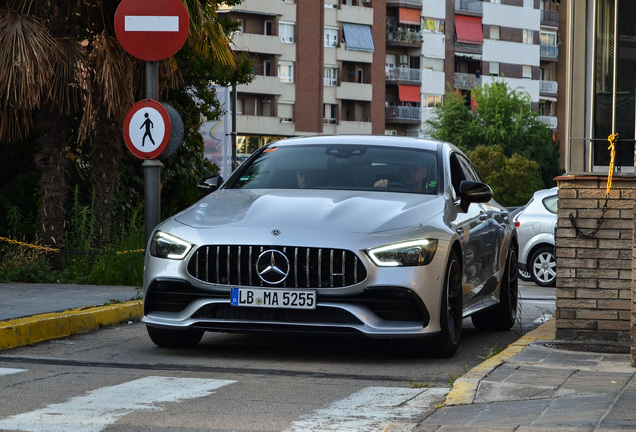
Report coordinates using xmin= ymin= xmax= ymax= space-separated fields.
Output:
xmin=443 ymin=318 xmax=556 ymax=406
xmin=0 ymin=300 xmax=143 ymax=350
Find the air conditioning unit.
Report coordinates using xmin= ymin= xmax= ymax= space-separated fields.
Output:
xmin=399 ymin=55 xmax=408 ymax=65
xmin=385 ymin=130 xmax=398 ymax=136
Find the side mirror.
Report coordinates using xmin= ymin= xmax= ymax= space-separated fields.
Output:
xmin=458 ymin=180 xmax=493 ymax=212
xmin=197 ymin=175 xmax=223 ymax=196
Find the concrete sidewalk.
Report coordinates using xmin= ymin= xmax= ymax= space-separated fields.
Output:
xmin=414 ymin=319 xmax=636 ymax=431
xmin=0 ymin=283 xmax=142 ymax=350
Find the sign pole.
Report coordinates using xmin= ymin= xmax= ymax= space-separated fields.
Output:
xmin=144 ymin=61 xmax=162 ymax=244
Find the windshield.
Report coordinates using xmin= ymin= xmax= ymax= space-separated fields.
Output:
xmin=226 ymin=144 xmax=438 ymax=194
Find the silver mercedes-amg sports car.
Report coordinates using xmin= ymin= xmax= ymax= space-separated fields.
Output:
xmin=142 ymin=135 xmax=518 ymax=357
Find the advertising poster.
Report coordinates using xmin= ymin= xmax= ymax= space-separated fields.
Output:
xmin=200 ymin=85 xmax=232 ymax=178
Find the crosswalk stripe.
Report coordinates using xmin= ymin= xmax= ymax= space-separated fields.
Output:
xmin=284 ymin=386 xmax=450 ymax=432
xmin=0 ymin=367 xmax=26 ymax=376
xmin=0 ymin=376 xmax=236 ymax=432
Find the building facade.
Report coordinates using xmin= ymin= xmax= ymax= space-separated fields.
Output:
xmin=219 ymin=0 xmax=559 ymax=156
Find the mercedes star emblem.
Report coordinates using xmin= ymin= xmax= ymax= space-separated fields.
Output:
xmin=256 ymin=249 xmax=290 ymax=284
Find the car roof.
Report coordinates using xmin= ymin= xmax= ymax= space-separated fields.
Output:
xmin=532 ymin=187 xmax=558 ymax=199
xmin=266 ymin=135 xmax=447 ymax=152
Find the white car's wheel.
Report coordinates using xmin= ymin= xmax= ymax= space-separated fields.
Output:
xmin=529 ymin=246 xmax=556 ymax=287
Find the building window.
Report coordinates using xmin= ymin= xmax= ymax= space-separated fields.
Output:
xmin=425 ymin=94 xmax=443 ymax=108
xmin=236 ymin=99 xmax=243 ymax=115
xmin=422 ymin=18 xmax=445 ymax=34
xmin=278 ymin=103 xmax=293 ymax=123
xmin=264 ymin=60 xmax=272 ymax=76
xmin=279 ymin=22 xmax=294 ymax=43
xmin=523 ymin=0 xmax=533 ymax=7
xmin=523 ymin=29 xmax=534 ymax=44
xmin=523 ymin=65 xmax=532 ymax=79
xmin=264 ymin=21 xmax=272 ymax=36
xmin=491 ymin=0 xmax=501 ymax=3
xmin=422 ymin=57 xmax=444 ymax=72
xmin=323 ymin=104 xmax=337 ymax=124
xmin=278 ymin=62 xmax=294 ymax=83
xmin=490 ymin=25 xmax=500 ymax=41
xmin=490 ymin=62 xmax=499 ymax=76
xmin=324 ymin=66 xmax=338 ymax=86
xmin=324 ymin=27 xmax=339 ymax=47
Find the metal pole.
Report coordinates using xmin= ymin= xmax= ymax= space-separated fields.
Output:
xmin=143 ymin=61 xmax=162 ymax=244
xmin=231 ymin=84 xmax=237 ymax=171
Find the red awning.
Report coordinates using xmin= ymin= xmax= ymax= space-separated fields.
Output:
xmin=455 ymin=15 xmax=483 ymax=44
xmin=398 ymin=85 xmax=420 ymax=103
xmin=398 ymin=8 xmax=421 ymax=26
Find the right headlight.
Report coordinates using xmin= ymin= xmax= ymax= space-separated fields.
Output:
xmin=367 ymin=239 xmax=438 ymax=267
xmin=149 ymin=231 xmax=192 ymax=260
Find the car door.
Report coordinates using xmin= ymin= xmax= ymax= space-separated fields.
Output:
xmin=448 ymin=153 xmax=499 ymax=305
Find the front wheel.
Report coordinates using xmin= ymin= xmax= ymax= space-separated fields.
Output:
xmin=432 ymin=250 xmax=463 ymax=358
xmin=471 ymin=246 xmax=518 ymax=331
xmin=529 ymin=246 xmax=556 ymax=287
xmin=146 ymin=326 xmax=204 ymax=348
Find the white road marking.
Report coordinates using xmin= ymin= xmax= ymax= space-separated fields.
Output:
xmin=0 ymin=367 xmax=26 ymax=376
xmin=0 ymin=376 xmax=235 ymax=432
xmin=124 ymin=16 xmax=179 ymax=32
xmin=284 ymin=386 xmax=449 ymax=432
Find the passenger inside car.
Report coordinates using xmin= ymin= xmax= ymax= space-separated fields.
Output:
xmin=374 ymin=162 xmax=436 ymax=193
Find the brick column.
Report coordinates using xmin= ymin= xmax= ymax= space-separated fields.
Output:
xmin=555 ymin=176 xmax=633 ymax=352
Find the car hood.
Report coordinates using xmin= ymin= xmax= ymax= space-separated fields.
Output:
xmin=172 ymin=189 xmax=445 ymax=235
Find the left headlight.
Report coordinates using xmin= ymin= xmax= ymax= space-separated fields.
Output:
xmin=367 ymin=239 xmax=438 ymax=267
xmin=149 ymin=231 xmax=193 ymax=260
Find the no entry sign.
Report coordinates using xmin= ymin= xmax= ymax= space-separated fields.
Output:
xmin=114 ymin=0 xmax=189 ymax=61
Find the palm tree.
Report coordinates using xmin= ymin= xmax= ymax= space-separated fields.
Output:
xmin=0 ymin=0 xmax=237 ymax=268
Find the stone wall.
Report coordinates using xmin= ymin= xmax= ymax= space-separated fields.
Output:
xmin=555 ymin=176 xmax=634 ymax=364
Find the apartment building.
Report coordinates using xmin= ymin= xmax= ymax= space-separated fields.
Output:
xmin=218 ymin=0 xmax=559 ymax=156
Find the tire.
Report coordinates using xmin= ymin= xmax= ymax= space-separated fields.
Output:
xmin=432 ymin=250 xmax=463 ymax=358
xmin=471 ymin=246 xmax=518 ymax=331
xmin=146 ymin=325 xmax=204 ymax=348
xmin=518 ymin=269 xmax=531 ymax=281
xmin=529 ymin=245 xmax=556 ymax=287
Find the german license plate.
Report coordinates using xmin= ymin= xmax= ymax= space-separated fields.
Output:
xmin=230 ymin=288 xmax=316 ymax=310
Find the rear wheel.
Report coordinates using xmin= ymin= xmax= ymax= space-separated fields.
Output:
xmin=146 ymin=326 xmax=204 ymax=348
xmin=471 ymin=246 xmax=518 ymax=331
xmin=432 ymin=250 xmax=463 ymax=358
xmin=529 ymin=245 xmax=556 ymax=287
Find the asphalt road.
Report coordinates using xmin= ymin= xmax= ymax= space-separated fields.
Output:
xmin=0 ymin=281 xmax=553 ymax=432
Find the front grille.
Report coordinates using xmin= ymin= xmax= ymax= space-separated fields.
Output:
xmin=187 ymin=245 xmax=367 ymax=288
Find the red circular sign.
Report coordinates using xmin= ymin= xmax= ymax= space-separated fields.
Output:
xmin=114 ymin=0 xmax=189 ymax=61
xmin=123 ymin=100 xmax=172 ymax=159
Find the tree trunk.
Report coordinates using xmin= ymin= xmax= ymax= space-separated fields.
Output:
xmin=33 ymin=104 xmax=69 ymax=270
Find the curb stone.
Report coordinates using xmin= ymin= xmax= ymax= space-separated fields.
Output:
xmin=0 ymin=300 xmax=143 ymax=350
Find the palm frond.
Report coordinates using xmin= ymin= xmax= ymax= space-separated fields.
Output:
xmin=183 ymin=0 xmax=236 ymax=68
xmin=0 ymin=10 xmax=57 ymax=140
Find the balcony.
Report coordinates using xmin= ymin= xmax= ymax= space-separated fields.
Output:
xmin=454 ymin=72 xmax=481 ymax=89
xmin=541 ymin=9 xmax=559 ymax=25
xmin=455 ymin=0 xmax=482 ymax=14
xmin=338 ymin=4 xmax=373 ymax=26
xmin=386 ymin=67 xmax=422 ymax=84
xmin=539 ymin=80 xmax=558 ymax=95
xmin=386 ymin=106 xmax=421 ymax=124
xmin=539 ymin=116 xmax=558 ymax=130
xmin=337 ymin=82 xmax=373 ymax=101
xmin=231 ymin=33 xmax=282 ymax=55
xmin=386 ymin=27 xmax=423 ymax=46
xmin=237 ymin=75 xmax=285 ymax=96
xmin=540 ymin=45 xmax=559 ymax=60
xmin=237 ymin=115 xmax=295 ymax=136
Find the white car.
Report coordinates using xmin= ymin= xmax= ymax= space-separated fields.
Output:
xmin=513 ymin=187 xmax=557 ymax=287
xmin=142 ymin=136 xmax=518 ymax=357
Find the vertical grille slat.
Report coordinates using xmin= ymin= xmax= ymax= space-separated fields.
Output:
xmin=187 ymin=245 xmax=367 ymax=288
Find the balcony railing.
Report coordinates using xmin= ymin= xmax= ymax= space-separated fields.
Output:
xmin=541 ymin=9 xmax=559 ymax=23
xmin=387 ymin=0 xmax=422 ymax=5
xmin=386 ymin=106 xmax=421 ymax=121
xmin=539 ymin=116 xmax=558 ymax=129
xmin=386 ymin=28 xmax=423 ymax=45
xmin=539 ymin=80 xmax=558 ymax=94
xmin=454 ymin=72 xmax=481 ymax=89
xmin=385 ymin=67 xmax=422 ymax=83
xmin=540 ymin=45 xmax=559 ymax=59
xmin=455 ymin=0 xmax=482 ymax=13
